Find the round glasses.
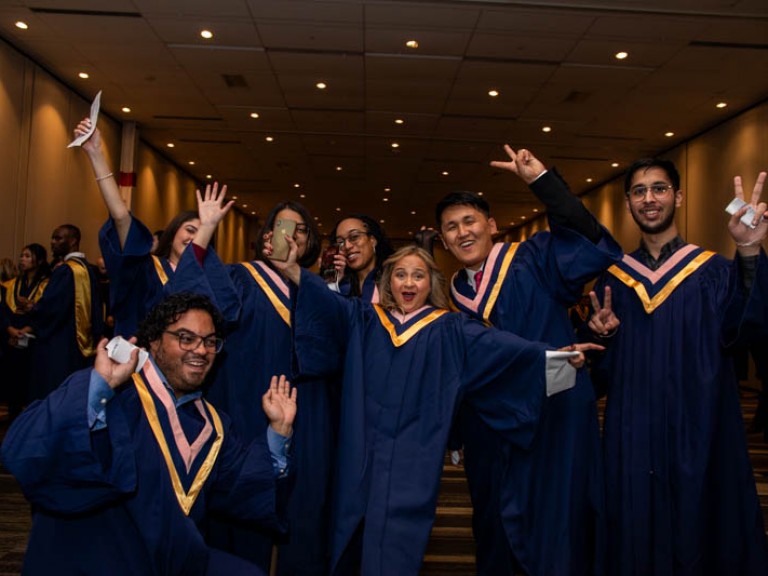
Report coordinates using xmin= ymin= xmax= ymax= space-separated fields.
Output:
xmin=165 ymin=330 xmax=224 ymax=353
xmin=628 ymin=184 xmax=675 ymax=201
xmin=335 ymin=229 xmax=370 ymax=247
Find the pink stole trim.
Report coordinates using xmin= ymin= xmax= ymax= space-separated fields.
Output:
xmin=450 ymin=242 xmax=505 ymax=313
xmin=389 ymin=304 xmax=431 ymax=324
xmin=621 ymin=244 xmax=700 ymax=284
xmin=142 ymin=362 xmax=213 ymax=473
xmin=254 ymin=260 xmax=290 ymax=298
xmin=371 ymin=284 xmax=380 ymax=304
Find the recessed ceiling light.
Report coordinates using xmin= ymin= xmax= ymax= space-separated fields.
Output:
xmin=250 ymin=112 xmax=259 ymax=119
xmin=665 ymin=131 xmax=674 ymax=137
xmin=335 ymin=207 xmax=341 ymax=212
xmin=379 ymin=219 xmax=385 ymax=224
xmin=166 ymin=143 xmax=175 ymax=148
xmin=200 ymin=30 xmax=213 ymax=40
xmin=300 ymin=194 xmax=306 ymax=199
xmin=410 ymin=210 xmax=416 ymax=215
xmin=533 ymin=208 xmax=539 ymax=213
xmin=395 ymin=118 xmax=404 ymax=125
xmin=232 ymin=196 xmax=238 ymax=200
xmin=615 ymin=51 xmax=629 ymax=60
xmin=206 ymin=174 xmax=212 ymax=179
xmin=542 ymin=126 xmax=552 ymax=133
xmin=716 ymin=102 xmax=728 ymax=109
xmin=318 ymin=222 xmax=323 ymax=227
xmin=251 ymin=211 xmax=256 ymax=215
xmin=188 ymin=161 xmax=195 ymax=165
xmin=316 ymin=82 xmax=327 ymax=90
xmin=265 ymin=136 xmax=274 ymax=142
xmin=121 ymin=106 xmax=131 ymax=113
xmin=314 ymin=216 xmax=319 ymax=220
xmin=521 ymin=216 xmax=527 ymax=220
xmin=406 ymin=40 xmax=419 ymax=49
xmin=441 ymin=171 xmax=449 ymax=176
xmin=478 ymin=192 xmax=484 ymax=196
xmin=383 ymin=198 xmax=389 ymax=202
xmin=391 ymin=142 xmax=399 ymax=148
xmin=15 ymin=21 xmax=28 ymax=30
xmin=384 ymin=187 xmax=391 ymax=192
xmin=611 ymin=162 xmax=619 ymax=167
xmin=78 ymin=72 xmax=89 ymax=79
xmin=294 ymin=183 xmax=300 ymax=188
xmin=488 ymin=89 xmax=499 ymax=97
xmin=336 ymin=166 xmax=342 ymax=171
xmin=242 ymin=204 xmax=248 ymax=208
xmin=586 ymin=178 xmax=593 ymax=183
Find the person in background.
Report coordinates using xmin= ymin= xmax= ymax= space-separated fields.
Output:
xmin=588 ymin=160 xmax=768 ymax=574
xmin=151 ymin=229 xmax=164 ymax=254
xmin=1 ymin=243 xmax=50 ymax=419
xmin=1 ymin=292 xmax=296 ymax=576
xmin=436 ymin=145 xmax=622 ymax=576
xmin=73 ymin=118 xmax=239 ymax=338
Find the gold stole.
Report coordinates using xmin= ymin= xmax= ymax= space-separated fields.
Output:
xmin=373 ymin=305 xmax=448 ymax=347
xmin=132 ymin=372 xmax=224 ymax=516
xmin=241 ymin=261 xmax=291 ymax=327
xmin=2 ymin=277 xmax=49 ymax=313
xmin=151 ymin=255 xmax=170 ymax=286
xmin=65 ymin=259 xmax=96 ymax=357
xmin=481 ymin=242 xmax=519 ymax=325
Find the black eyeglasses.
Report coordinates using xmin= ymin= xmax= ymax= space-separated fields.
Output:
xmin=335 ymin=230 xmax=370 ymax=247
xmin=164 ymin=330 xmax=224 ymax=353
xmin=628 ymin=184 xmax=675 ymax=201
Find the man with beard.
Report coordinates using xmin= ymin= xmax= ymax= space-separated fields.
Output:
xmin=26 ymin=224 xmax=103 ymax=399
xmin=2 ymin=292 xmax=295 ymax=575
xmin=588 ymin=158 xmax=768 ymax=575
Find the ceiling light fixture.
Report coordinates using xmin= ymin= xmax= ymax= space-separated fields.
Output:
xmin=265 ymin=136 xmax=274 ymax=142
xmin=335 ymin=207 xmax=341 ymax=212
xmin=316 ymin=82 xmax=327 ymax=90
xmin=382 ymin=198 xmax=389 ymax=202
xmin=200 ymin=30 xmax=213 ymax=40
xmin=294 ymin=183 xmax=300 ymax=188
xmin=441 ymin=171 xmax=449 ymax=176
xmin=336 ymin=166 xmax=342 ymax=171
xmin=166 ymin=143 xmax=175 ymax=148
xmin=586 ymin=178 xmax=593 ymax=183
xmin=78 ymin=72 xmax=89 ymax=79
xmin=188 ymin=161 xmax=195 ymax=165
xmin=250 ymin=112 xmax=259 ymax=119
xmin=15 ymin=21 xmax=28 ymax=30
xmin=384 ymin=187 xmax=391 ymax=192
xmin=716 ymin=102 xmax=728 ymax=109
xmin=406 ymin=40 xmax=419 ymax=49
xmin=542 ymin=126 xmax=552 ymax=133
xmin=206 ymin=174 xmax=212 ymax=179
xmin=300 ymin=194 xmax=306 ymax=198
xmin=410 ymin=210 xmax=416 ymax=215
xmin=391 ymin=142 xmax=399 ymax=148
xmin=488 ymin=89 xmax=499 ymax=97
xmin=665 ymin=131 xmax=674 ymax=137
xmin=395 ymin=118 xmax=404 ymax=125
xmin=121 ymin=107 xmax=131 ymax=113
xmin=611 ymin=162 xmax=619 ymax=167
xmin=615 ymin=51 xmax=628 ymax=60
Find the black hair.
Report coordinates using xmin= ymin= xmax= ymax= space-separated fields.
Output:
xmin=624 ymin=158 xmax=681 ymax=195
xmin=57 ymin=224 xmax=82 ymax=243
xmin=256 ymin=201 xmax=321 ymax=268
xmin=330 ymin=214 xmax=395 ymax=298
xmin=435 ymin=191 xmax=491 ymax=227
xmin=136 ymin=292 xmax=224 ymax=349
xmin=154 ymin=211 xmax=198 ymax=260
xmin=23 ymin=243 xmax=50 ymax=284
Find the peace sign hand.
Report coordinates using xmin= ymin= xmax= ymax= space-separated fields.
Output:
xmin=588 ymin=286 xmax=620 ymax=337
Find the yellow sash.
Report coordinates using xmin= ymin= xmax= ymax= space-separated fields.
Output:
xmin=65 ymin=259 xmax=97 ymax=357
xmin=241 ymin=262 xmax=291 ymax=327
xmin=373 ymin=305 xmax=448 ymax=347
xmin=481 ymin=242 xmax=519 ymax=324
xmin=151 ymin=255 xmax=169 ymax=286
xmin=3 ymin=276 xmax=49 ymax=313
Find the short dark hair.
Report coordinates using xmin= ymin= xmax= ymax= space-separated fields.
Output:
xmin=136 ymin=292 xmax=224 ymax=349
xmin=624 ymin=158 xmax=680 ymax=195
xmin=435 ymin=191 xmax=491 ymax=228
xmin=155 ymin=211 xmax=198 ymax=260
xmin=58 ymin=224 xmax=81 ymax=243
xmin=256 ymin=201 xmax=321 ymax=268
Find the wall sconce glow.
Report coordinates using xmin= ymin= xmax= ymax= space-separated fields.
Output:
xmin=488 ymin=89 xmax=499 ymax=97
xmin=391 ymin=142 xmax=400 ymax=148
xmin=542 ymin=126 xmax=552 ymax=133
xmin=121 ymin=107 xmax=131 ymax=113
xmin=615 ymin=51 xmax=629 ymax=60
xmin=395 ymin=118 xmax=404 ymax=125
xmin=611 ymin=162 xmax=619 ymax=167
xmin=406 ymin=40 xmax=419 ymax=49
xmin=716 ymin=102 xmax=728 ymax=109
xmin=265 ymin=136 xmax=274 ymax=142
xmin=316 ymin=82 xmax=327 ymax=90
xmin=664 ymin=131 xmax=674 ymax=137
xmin=250 ymin=112 xmax=260 ymax=119
xmin=166 ymin=143 xmax=175 ymax=148
xmin=78 ymin=72 xmax=89 ymax=79
xmin=200 ymin=30 xmax=213 ymax=39
xmin=15 ymin=21 xmax=28 ymax=30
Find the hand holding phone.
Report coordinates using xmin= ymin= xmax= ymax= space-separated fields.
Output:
xmin=270 ymin=218 xmax=298 ymax=261
xmin=321 ymin=244 xmax=341 ymax=283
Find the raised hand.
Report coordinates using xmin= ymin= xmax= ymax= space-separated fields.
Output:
xmin=262 ymin=374 xmax=297 ymax=437
xmin=588 ymin=286 xmax=620 ymax=337
xmin=75 ymin=117 xmax=101 ymax=155
xmin=266 ymin=232 xmax=302 ymax=285
xmin=728 ymin=172 xmax=767 ymax=256
xmin=490 ymin=144 xmax=547 ymax=184
xmin=192 ymin=182 xmax=234 ymax=250
xmin=93 ymin=337 xmax=140 ymax=390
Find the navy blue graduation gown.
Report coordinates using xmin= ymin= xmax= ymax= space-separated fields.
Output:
xmin=591 ymin=245 xmax=768 ymax=575
xmin=205 ymin=260 xmax=336 ymax=575
xmin=99 ymin=217 xmax=240 ymax=337
xmin=0 ymin=365 xmax=285 ymax=576
xmin=449 ymin=225 xmax=622 ymax=576
xmin=293 ymin=270 xmax=551 ymax=576
xmin=27 ymin=257 xmax=103 ymax=400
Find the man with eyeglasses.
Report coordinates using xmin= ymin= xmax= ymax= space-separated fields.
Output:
xmin=436 ymin=146 xmax=623 ymax=576
xmin=2 ymin=292 xmax=296 ymax=576
xmin=588 ymin=158 xmax=768 ymax=574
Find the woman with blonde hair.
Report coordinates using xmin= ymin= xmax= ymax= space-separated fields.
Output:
xmin=270 ymin=241 xmax=600 ymax=576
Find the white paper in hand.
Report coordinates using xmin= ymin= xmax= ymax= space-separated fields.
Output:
xmin=725 ymin=197 xmax=761 ymax=229
xmin=67 ymin=90 xmax=102 ymax=148
xmin=106 ymin=336 xmax=149 ymax=372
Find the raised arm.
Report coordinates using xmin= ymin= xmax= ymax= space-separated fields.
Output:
xmin=729 ymin=172 xmax=768 ymax=258
xmin=192 ymin=182 xmax=234 ymax=250
xmin=75 ymin=118 xmax=132 ymax=247
xmin=490 ymin=144 xmax=602 ymax=243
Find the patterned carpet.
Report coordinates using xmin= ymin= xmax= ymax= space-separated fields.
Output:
xmin=0 ymin=390 xmax=766 ymax=576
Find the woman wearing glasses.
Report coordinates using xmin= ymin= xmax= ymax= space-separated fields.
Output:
xmin=329 ymin=215 xmax=394 ymax=301
xmin=73 ymin=119 xmax=239 ymax=338
xmin=206 ymin=201 xmax=335 ymax=576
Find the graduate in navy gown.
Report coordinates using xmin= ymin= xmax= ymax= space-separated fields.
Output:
xmin=205 ymin=201 xmax=334 ymax=575
xmin=272 ymin=240 xmax=601 ymax=576
xmin=27 ymin=224 xmax=104 ymax=400
xmin=436 ymin=146 xmax=622 ymax=575
xmin=587 ymin=159 xmax=768 ymax=575
xmin=73 ymin=118 xmax=239 ymax=338
xmin=1 ymin=292 xmax=296 ymax=576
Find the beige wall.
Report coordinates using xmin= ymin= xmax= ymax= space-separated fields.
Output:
xmin=0 ymin=39 xmax=255 ymax=265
